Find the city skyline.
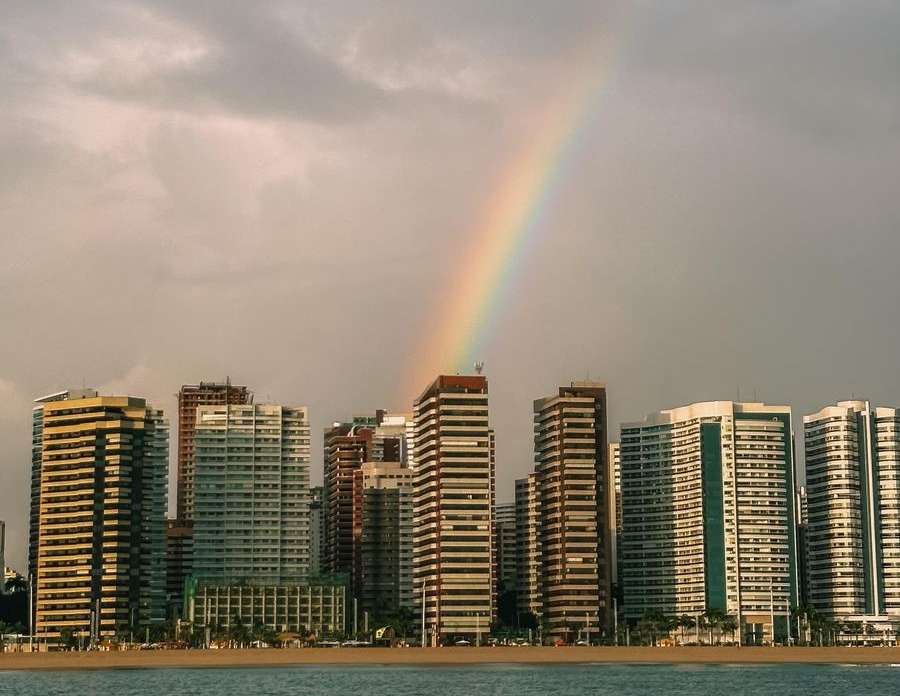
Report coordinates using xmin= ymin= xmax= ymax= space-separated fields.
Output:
xmin=3 ymin=2 xmax=900 ymax=578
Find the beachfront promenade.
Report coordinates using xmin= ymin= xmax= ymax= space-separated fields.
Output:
xmin=2 ymin=646 xmax=900 ymax=670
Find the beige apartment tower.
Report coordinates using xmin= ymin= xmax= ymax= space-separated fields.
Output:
xmin=533 ymin=382 xmax=611 ymax=641
xmin=34 ymin=395 xmax=168 ymax=640
xmin=412 ymin=375 xmax=495 ymax=644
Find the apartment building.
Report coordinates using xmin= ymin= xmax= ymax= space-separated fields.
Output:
xmin=353 ymin=462 xmax=414 ymax=622
xmin=620 ymin=401 xmax=799 ymax=644
xmin=192 ymin=403 xmax=311 ymax=583
xmin=804 ymin=401 xmax=900 ymax=619
xmin=515 ymin=473 xmax=542 ymax=620
xmin=412 ymin=375 xmax=495 ymax=644
xmin=34 ymin=395 xmax=168 ymax=640
xmin=533 ymin=382 xmax=611 ymax=640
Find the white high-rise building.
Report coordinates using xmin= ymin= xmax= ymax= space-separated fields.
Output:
xmin=803 ymin=401 xmax=900 ymax=620
xmin=193 ymin=403 xmax=311 ymax=582
xmin=620 ymin=401 xmax=800 ymax=645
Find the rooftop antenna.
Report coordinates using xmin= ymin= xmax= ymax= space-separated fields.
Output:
xmin=474 ymin=361 xmax=484 ymax=375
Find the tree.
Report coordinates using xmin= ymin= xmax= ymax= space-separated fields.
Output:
xmin=677 ymin=615 xmax=696 ymax=645
xmin=4 ymin=576 xmax=27 ymax=595
xmin=720 ymin=615 xmax=738 ymax=644
xmin=59 ymin=628 xmax=77 ymax=651
xmin=229 ymin=617 xmax=250 ymax=647
xmin=702 ymin=608 xmax=725 ymax=645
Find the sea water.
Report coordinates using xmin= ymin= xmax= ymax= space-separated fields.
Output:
xmin=1 ymin=663 xmax=897 ymax=695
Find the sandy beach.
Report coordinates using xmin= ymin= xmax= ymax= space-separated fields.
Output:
xmin=2 ymin=646 xmax=900 ymax=671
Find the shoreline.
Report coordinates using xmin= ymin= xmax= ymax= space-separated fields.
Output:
xmin=2 ymin=646 xmax=900 ymax=671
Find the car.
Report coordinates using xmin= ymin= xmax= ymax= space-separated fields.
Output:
xmin=454 ymin=639 xmax=471 ymax=646
xmin=575 ymin=640 xmax=589 ymax=646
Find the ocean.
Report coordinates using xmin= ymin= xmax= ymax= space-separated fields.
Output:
xmin=2 ymin=663 xmax=898 ymax=695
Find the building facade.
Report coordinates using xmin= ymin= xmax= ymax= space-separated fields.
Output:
xmin=34 ymin=395 xmax=168 ymax=640
xmin=166 ymin=520 xmax=194 ymax=620
xmin=323 ymin=417 xmax=376 ymax=579
xmin=515 ymin=474 xmax=542 ymax=621
xmin=412 ymin=375 xmax=495 ymax=644
xmin=533 ymin=382 xmax=611 ymax=640
xmin=803 ymin=401 xmax=900 ymax=620
xmin=176 ymin=381 xmax=252 ymax=522
xmin=193 ymin=403 xmax=311 ymax=583
xmin=309 ymin=486 xmax=325 ymax=577
xmin=186 ymin=578 xmax=346 ymax=638
xmin=608 ymin=442 xmax=622 ymax=587
xmin=29 ymin=389 xmax=99 ymax=591
xmin=620 ymin=401 xmax=799 ymax=644
xmin=352 ymin=462 xmax=414 ymax=623
xmin=495 ymin=503 xmax=517 ymax=595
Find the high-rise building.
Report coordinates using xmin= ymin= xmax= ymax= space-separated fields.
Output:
xmin=30 ymin=389 xmax=98 ymax=589
xmin=324 ymin=411 xmax=413 ymax=586
xmin=533 ymin=382 xmax=610 ymax=641
xmin=515 ymin=474 xmax=542 ymax=621
xmin=165 ymin=520 xmax=193 ymax=620
xmin=176 ymin=380 xmax=251 ymax=522
xmin=193 ymin=403 xmax=311 ymax=582
xmin=608 ymin=443 xmax=622 ymax=587
xmin=412 ymin=375 xmax=495 ymax=644
xmin=495 ymin=503 xmax=517 ymax=594
xmin=324 ymin=417 xmax=376 ymax=578
xmin=803 ymin=401 xmax=900 ymax=620
xmin=34 ymin=394 xmax=168 ymax=640
xmin=353 ymin=462 xmax=414 ymax=622
xmin=621 ymin=401 xmax=799 ymax=644
xmin=309 ymin=486 xmax=325 ymax=577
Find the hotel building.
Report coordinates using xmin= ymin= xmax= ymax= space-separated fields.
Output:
xmin=34 ymin=394 xmax=168 ymax=640
xmin=803 ymin=401 xmax=900 ymax=620
xmin=412 ymin=375 xmax=495 ymax=644
xmin=620 ymin=401 xmax=800 ymax=644
xmin=533 ymin=382 xmax=611 ymax=640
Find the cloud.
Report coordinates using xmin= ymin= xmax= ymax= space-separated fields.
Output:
xmin=1 ymin=1 xmax=900 ymax=573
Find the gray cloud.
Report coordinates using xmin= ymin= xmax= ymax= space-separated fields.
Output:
xmin=2 ymin=1 xmax=900 ymax=571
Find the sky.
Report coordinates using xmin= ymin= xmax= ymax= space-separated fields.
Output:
xmin=2 ymin=1 xmax=900 ymax=572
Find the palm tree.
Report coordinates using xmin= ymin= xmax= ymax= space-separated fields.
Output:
xmin=677 ymin=615 xmax=696 ymax=645
xmin=702 ymin=609 xmax=725 ymax=645
xmin=720 ymin=615 xmax=738 ymax=645
xmin=4 ymin=576 xmax=27 ymax=595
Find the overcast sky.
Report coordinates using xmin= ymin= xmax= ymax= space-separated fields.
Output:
xmin=2 ymin=1 xmax=900 ymax=571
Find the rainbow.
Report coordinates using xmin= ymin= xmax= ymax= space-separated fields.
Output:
xmin=403 ymin=37 xmax=623 ymax=400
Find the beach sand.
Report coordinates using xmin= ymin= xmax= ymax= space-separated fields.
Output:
xmin=2 ymin=646 xmax=900 ymax=671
